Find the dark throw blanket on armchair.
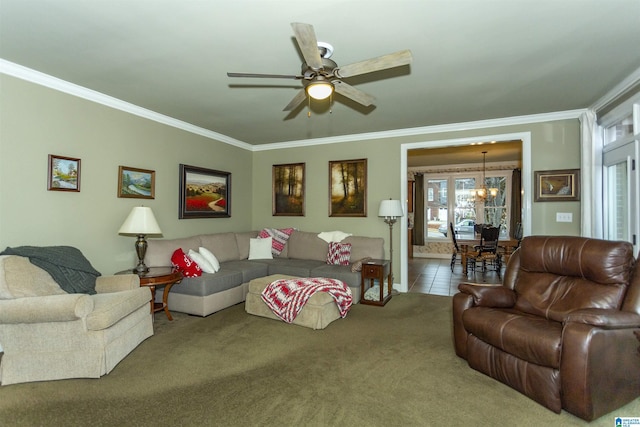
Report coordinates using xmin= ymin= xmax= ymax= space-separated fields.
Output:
xmin=0 ymin=246 xmax=101 ymax=294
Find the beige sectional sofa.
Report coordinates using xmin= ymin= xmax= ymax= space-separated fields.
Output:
xmin=145 ymin=230 xmax=384 ymax=317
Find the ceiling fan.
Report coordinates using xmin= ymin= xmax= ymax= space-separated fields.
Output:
xmin=227 ymin=23 xmax=413 ymax=112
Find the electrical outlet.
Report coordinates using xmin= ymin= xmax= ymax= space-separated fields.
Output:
xmin=556 ymin=212 xmax=573 ymax=222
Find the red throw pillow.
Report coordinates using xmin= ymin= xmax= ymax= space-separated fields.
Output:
xmin=171 ymin=248 xmax=202 ymax=277
xmin=326 ymin=242 xmax=352 ymax=266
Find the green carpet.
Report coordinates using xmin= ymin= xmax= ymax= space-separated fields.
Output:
xmin=1 ymin=293 xmax=638 ymax=426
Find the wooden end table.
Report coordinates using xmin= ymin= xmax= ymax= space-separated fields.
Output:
xmin=117 ymin=267 xmax=182 ymax=320
xmin=360 ymin=259 xmax=392 ymax=306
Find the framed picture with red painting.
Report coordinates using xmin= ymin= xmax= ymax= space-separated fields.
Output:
xmin=179 ymin=164 xmax=231 ymax=218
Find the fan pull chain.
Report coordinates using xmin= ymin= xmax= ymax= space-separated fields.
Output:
xmin=308 ymin=96 xmax=311 ymax=118
xmin=329 ymin=93 xmax=333 ymax=114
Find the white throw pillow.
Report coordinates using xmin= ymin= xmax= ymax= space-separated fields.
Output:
xmin=188 ymin=249 xmax=216 ymax=273
xmin=199 ymin=247 xmax=220 ymax=272
xmin=318 ymin=231 xmax=353 ymax=243
xmin=248 ymin=237 xmax=273 ymax=260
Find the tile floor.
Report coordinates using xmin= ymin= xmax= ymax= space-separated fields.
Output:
xmin=407 ymin=257 xmax=502 ymax=296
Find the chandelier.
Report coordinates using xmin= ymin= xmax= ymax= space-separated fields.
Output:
xmin=471 ymin=151 xmax=498 ymax=202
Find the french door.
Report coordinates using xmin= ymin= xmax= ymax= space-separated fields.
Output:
xmin=603 ymin=140 xmax=638 ymax=246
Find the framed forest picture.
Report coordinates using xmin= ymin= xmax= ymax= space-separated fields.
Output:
xmin=272 ymin=163 xmax=305 ymax=216
xmin=329 ymin=158 xmax=367 ymax=217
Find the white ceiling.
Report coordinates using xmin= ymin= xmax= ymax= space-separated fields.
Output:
xmin=1 ymin=0 xmax=639 ymax=146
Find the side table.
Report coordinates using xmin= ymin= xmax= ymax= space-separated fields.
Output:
xmin=117 ymin=267 xmax=182 ymax=320
xmin=360 ymin=259 xmax=392 ymax=306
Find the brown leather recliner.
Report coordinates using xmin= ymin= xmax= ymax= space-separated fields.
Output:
xmin=453 ymin=236 xmax=640 ymax=421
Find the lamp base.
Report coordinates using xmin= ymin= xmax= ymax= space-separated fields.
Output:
xmin=133 ymin=262 xmax=149 ymax=274
xmin=133 ymin=234 xmax=149 ymax=274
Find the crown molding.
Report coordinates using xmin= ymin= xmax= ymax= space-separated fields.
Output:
xmin=2 ymin=58 xmax=585 ymax=152
xmin=0 ymin=59 xmax=252 ymax=151
xmin=252 ymin=109 xmax=586 ymax=151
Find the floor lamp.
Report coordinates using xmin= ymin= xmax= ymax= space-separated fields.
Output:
xmin=378 ymin=199 xmax=404 ymax=284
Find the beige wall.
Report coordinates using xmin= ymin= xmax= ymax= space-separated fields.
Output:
xmin=1 ymin=74 xmax=582 ymax=280
xmin=0 ymin=75 xmax=252 ymax=274
xmin=252 ymin=120 xmax=582 ymax=281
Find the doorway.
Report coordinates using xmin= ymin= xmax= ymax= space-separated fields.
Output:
xmin=399 ymin=132 xmax=532 ymax=293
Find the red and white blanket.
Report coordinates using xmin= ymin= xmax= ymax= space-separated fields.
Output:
xmin=260 ymin=277 xmax=353 ymax=323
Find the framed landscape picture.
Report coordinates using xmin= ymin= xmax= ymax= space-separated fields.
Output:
xmin=179 ymin=164 xmax=231 ymax=218
xmin=117 ymin=166 xmax=155 ymax=199
xmin=534 ymin=169 xmax=580 ymax=202
xmin=48 ymin=154 xmax=80 ymax=192
xmin=329 ymin=158 xmax=367 ymax=217
xmin=272 ymin=163 xmax=305 ymax=216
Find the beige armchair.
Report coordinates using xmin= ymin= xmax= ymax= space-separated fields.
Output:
xmin=0 ymin=255 xmax=153 ymax=385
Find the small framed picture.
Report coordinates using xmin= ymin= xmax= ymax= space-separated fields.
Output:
xmin=329 ymin=158 xmax=367 ymax=217
xmin=179 ymin=164 xmax=231 ymax=218
xmin=534 ymin=169 xmax=580 ymax=202
xmin=272 ymin=163 xmax=305 ymax=216
xmin=118 ymin=166 xmax=155 ymax=199
xmin=48 ymin=154 xmax=80 ymax=192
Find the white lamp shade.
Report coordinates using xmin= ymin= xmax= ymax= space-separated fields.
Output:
xmin=306 ymin=81 xmax=333 ymax=100
xmin=378 ymin=199 xmax=404 ymax=218
xmin=118 ymin=207 xmax=162 ymax=235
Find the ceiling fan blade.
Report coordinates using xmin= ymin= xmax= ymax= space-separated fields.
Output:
xmin=291 ymin=23 xmax=323 ymax=70
xmin=332 ymin=80 xmax=375 ymax=107
xmin=283 ymin=89 xmax=307 ymax=111
xmin=227 ymin=72 xmax=302 ymax=79
xmin=335 ymin=49 xmax=413 ymax=78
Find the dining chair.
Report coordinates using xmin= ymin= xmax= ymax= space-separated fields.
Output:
xmin=449 ymin=222 xmax=462 ymax=272
xmin=468 ymin=225 xmax=502 ymax=276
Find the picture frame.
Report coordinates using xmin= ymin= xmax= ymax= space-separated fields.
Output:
xmin=534 ymin=169 xmax=580 ymax=202
xmin=272 ymin=163 xmax=305 ymax=216
xmin=179 ymin=164 xmax=231 ymax=218
xmin=117 ymin=166 xmax=155 ymax=199
xmin=47 ymin=154 xmax=80 ymax=192
xmin=329 ymin=158 xmax=367 ymax=217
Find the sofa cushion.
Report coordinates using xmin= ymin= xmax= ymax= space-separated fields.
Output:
xmin=259 ymin=228 xmax=294 ymax=256
xmin=146 ymin=236 xmax=201 ymax=267
xmin=169 ymin=269 xmax=244 ymax=297
xmin=463 ymin=306 xmax=563 ymax=368
xmin=0 ymin=255 xmax=66 ymax=299
xmin=310 ymin=264 xmax=363 ymax=288
xmin=234 ymin=231 xmax=259 ymax=259
xmin=265 ymin=258 xmax=326 ymax=277
xmin=343 ymin=236 xmax=385 ymax=260
xmin=171 ymin=249 xmax=202 ymax=277
xmin=248 ymin=237 xmax=273 ymax=260
xmin=200 ymin=232 xmax=240 ymax=262
xmin=326 ymin=242 xmax=352 ymax=265
xmin=287 ymin=231 xmax=329 ymax=261
xmin=188 ymin=249 xmax=216 ymax=273
xmin=221 ymin=260 xmax=269 ymax=283
xmin=199 ymin=247 xmax=220 ymax=272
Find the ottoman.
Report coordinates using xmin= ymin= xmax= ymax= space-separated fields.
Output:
xmin=245 ymin=274 xmax=343 ymax=330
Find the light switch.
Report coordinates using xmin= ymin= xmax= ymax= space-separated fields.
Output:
xmin=556 ymin=212 xmax=573 ymax=222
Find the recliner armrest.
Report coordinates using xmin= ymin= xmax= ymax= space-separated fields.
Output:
xmin=458 ymin=282 xmax=516 ymax=307
xmin=0 ymin=294 xmax=94 ymax=324
xmin=564 ymin=308 xmax=640 ymax=329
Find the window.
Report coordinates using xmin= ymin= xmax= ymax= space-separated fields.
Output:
xmin=424 ymin=171 xmax=512 ymax=241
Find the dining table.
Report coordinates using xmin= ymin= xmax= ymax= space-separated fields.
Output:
xmin=457 ymin=238 xmax=520 ymax=275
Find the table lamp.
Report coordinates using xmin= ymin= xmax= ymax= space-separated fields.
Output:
xmin=378 ymin=199 xmax=404 ymax=283
xmin=118 ymin=206 xmax=162 ymax=273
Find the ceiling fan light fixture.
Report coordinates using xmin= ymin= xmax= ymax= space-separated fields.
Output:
xmin=306 ymin=80 xmax=334 ymax=100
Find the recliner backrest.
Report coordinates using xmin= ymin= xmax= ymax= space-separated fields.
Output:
xmin=510 ymin=236 xmax=635 ymax=322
